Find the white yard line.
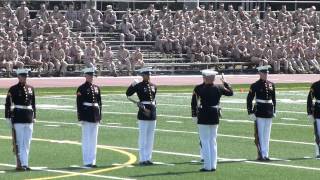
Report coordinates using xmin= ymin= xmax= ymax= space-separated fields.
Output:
xmin=281 ymin=118 xmax=298 ymax=121
xmin=30 ymin=120 xmax=315 ymax=146
xmin=43 ymin=125 xmax=60 ymax=127
xmin=166 ymin=121 xmax=183 ymax=124
xmin=100 ymin=145 xmax=320 ymax=172
xmin=244 ymin=161 xmax=320 ymax=171
xmin=0 ymin=163 xmax=135 ymax=180
xmin=0 ymin=108 xmax=312 ymax=129
xmin=0 ymin=137 xmax=319 ymax=174
xmin=106 ymin=123 xmax=122 ymax=125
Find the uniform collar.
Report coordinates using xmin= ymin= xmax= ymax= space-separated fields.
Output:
xmin=204 ymin=83 xmax=214 ymax=86
xmin=18 ymin=82 xmax=26 ymax=87
xmin=85 ymin=81 xmax=92 ymax=86
xmin=259 ymin=79 xmax=267 ymax=83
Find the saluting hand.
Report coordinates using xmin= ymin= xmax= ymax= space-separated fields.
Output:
xmin=220 ymin=73 xmax=226 ymax=83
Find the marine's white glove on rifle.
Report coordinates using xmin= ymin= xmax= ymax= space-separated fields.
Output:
xmin=308 ymin=115 xmax=315 ymax=123
xmin=249 ymin=114 xmax=256 ymax=121
xmin=131 ymin=79 xmax=139 ymax=87
xmin=192 ymin=117 xmax=198 ymax=123
xmin=137 ymin=102 xmax=145 ymax=109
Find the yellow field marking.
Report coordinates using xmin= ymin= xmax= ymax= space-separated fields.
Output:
xmin=0 ymin=136 xmax=137 ymax=180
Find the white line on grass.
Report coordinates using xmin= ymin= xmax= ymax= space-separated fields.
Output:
xmin=0 ymin=104 xmax=308 ymax=116
xmin=153 ymin=162 xmax=175 ymax=166
xmin=112 ymin=163 xmax=134 ymax=168
xmin=1 ymin=94 xmax=309 ymax=115
xmin=0 ymin=137 xmax=318 ymax=174
xmin=0 ymin=108 xmax=312 ymax=129
xmin=33 ymin=120 xmax=314 ymax=146
xmin=43 ymin=125 xmax=60 ymax=127
xmin=99 ymin=100 xmax=309 ymax=114
xmin=281 ymin=118 xmax=298 ymax=121
xmin=166 ymin=121 xmax=183 ymax=124
xmin=107 ymin=123 xmax=122 ymax=125
xmin=0 ymin=163 xmax=135 ymax=180
xmin=97 ymin=145 xmax=320 ymax=172
xmin=244 ymin=161 xmax=320 ymax=171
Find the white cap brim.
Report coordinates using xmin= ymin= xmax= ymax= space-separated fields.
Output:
xmin=201 ymin=69 xmax=218 ymax=76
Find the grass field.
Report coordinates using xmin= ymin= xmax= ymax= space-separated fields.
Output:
xmin=0 ymin=83 xmax=320 ymax=180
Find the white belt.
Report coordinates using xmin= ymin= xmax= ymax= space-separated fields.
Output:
xmin=83 ymin=102 xmax=99 ymax=107
xmin=199 ymin=105 xmax=219 ymax=108
xmin=14 ymin=105 xmax=32 ymax=110
xmin=256 ymin=99 xmax=273 ymax=103
xmin=211 ymin=105 xmax=219 ymax=109
xmin=141 ymin=101 xmax=156 ymax=105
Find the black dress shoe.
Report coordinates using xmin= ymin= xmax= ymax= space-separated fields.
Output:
xmin=139 ymin=161 xmax=147 ymax=166
xmin=91 ymin=165 xmax=98 ymax=168
xmin=264 ymin=157 xmax=270 ymax=161
xmin=16 ymin=166 xmax=26 ymax=171
xmin=84 ymin=164 xmax=93 ymax=168
xmin=199 ymin=168 xmax=212 ymax=172
xmin=316 ymin=155 xmax=320 ymax=159
xmin=23 ymin=166 xmax=31 ymax=171
xmin=256 ymin=157 xmax=264 ymax=161
xmin=145 ymin=161 xmax=154 ymax=165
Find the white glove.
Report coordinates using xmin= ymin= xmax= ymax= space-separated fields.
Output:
xmin=220 ymin=73 xmax=225 ymax=83
xmin=131 ymin=79 xmax=139 ymax=87
xmin=192 ymin=117 xmax=198 ymax=123
xmin=249 ymin=114 xmax=256 ymax=121
xmin=137 ymin=102 xmax=145 ymax=109
xmin=308 ymin=115 xmax=315 ymax=123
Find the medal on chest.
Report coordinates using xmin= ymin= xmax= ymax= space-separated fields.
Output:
xmin=150 ymin=86 xmax=155 ymax=93
xmin=94 ymin=87 xmax=98 ymax=94
xmin=28 ymin=87 xmax=33 ymax=95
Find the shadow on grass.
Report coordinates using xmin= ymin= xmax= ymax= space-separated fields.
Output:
xmin=130 ymin=170 xmax=211 ymax=178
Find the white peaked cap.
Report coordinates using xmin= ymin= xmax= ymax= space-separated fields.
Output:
xmin=16 ymin=68 xmax=29 ymax=75
xmin=201 ymin=69 xmax=218 ymax=76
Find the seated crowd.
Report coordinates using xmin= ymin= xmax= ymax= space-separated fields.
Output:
xmin=0 ymin=1 xmax=319 ymax=77
xmin=154 ymin=3 xmax=320 ymax=74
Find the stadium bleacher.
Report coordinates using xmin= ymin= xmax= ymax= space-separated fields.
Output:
xmin=0 ymin=0 xmax=320 ymax=77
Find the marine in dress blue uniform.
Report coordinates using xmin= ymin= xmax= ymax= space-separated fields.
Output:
xmin=247 ymin=65 xmax=276 ymax=161
xmin=5 ymin=68 xmax=35 ymax=171
xmin=307 ymin=80 xmax=320 ymax=159
xmin=191 ymin=70 xmax=233 ymax=172
xmin=76 ymin=67 xmax=102 ymax=168
xmin=126 ymin=68 xmax=157 ymax=165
